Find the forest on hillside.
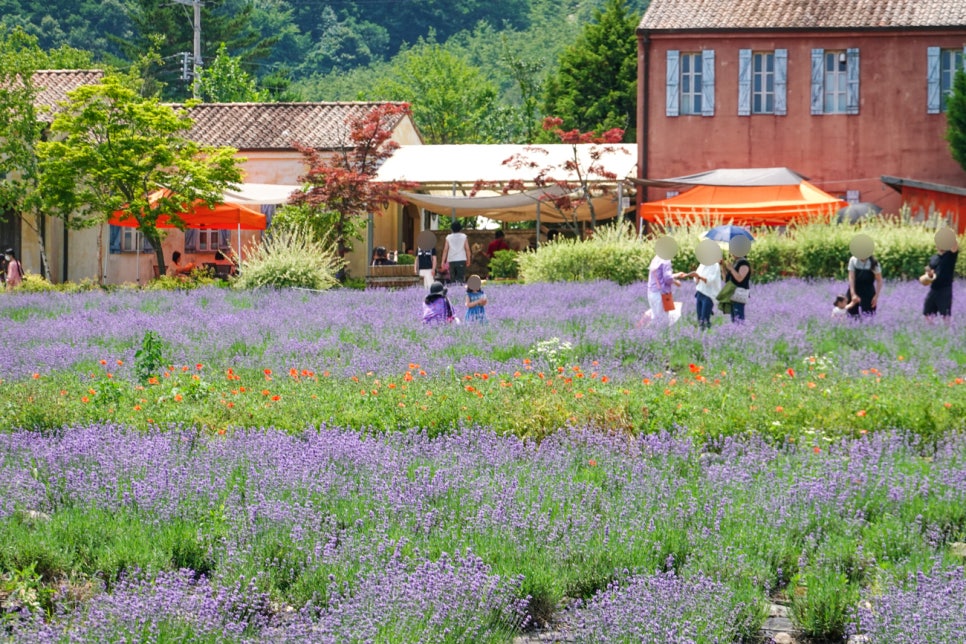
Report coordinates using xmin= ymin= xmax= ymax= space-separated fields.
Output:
xmin=1 ymin=0 xmax=649 ymax=142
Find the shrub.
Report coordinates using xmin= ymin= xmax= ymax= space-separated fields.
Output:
xmin=233 ymin=227 xmax=345 ymax=290
xmin=145 ymin=269 xmax=219 ymax=291
xmin=518 ymin=222 xmax=648 ymax=285
xmin=521 ymin=217 xmax=964 ymax=285
xmin=13 ymin=274 xmax=102 ymax=293
xmin=488 ymin=249 xmax=520 ymax=279
xmin=396 ymin=253 xmax=415 ymax=266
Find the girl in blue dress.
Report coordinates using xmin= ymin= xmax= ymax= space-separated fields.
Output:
xmin=464 ymin=275 xmax=488 ymax=323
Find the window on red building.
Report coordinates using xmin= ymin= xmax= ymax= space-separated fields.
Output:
xmin=811 ymin=48 xmax=859 ymax=115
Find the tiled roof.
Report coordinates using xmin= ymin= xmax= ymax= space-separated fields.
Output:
xmin=32 ymin=70 xmax=104 ymax=118
xmin=639 ymin=0 xmax=966 ymax=31
xmin=182 ymin=102 xmax=411 ymax=150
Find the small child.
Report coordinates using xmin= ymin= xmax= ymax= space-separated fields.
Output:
xmin=464 ymin=275 xmax=487 ymax=323
xmin=422 ymin=281 xmax=455 ymax=325
xmin=832 ymin=294 xmax=859 ymax=317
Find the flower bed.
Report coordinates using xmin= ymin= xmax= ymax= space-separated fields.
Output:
xmin=2 ymin=279 xmax=965 ymax=641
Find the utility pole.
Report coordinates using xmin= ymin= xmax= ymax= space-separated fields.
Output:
xmin=172 ymin=0 xmax=202 ymax=97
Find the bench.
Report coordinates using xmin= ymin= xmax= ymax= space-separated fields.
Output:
xmin=365 ymin=264 xmax=422 ymax=289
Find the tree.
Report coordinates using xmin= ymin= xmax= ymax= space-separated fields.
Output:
xmin=371 ymin=39 xmax=503 ymax=144
xmin=0 ymin=26 xmax=93 ymax=278
xmin=542 ymin=0 xmax=638 ymax=141
xmin=946 ymin=68 xmax=966 ymax=173
xmin=497 ymin=116 xmax=627 ymax=231
xmin=36 ymin=74 xmax=244 ymax=277
xmin=121 ymin=0 xmax=278 ymax=101
xmin=197 ymin=43 xmax=267 ymax=102
xmin=284 ymin=103 xmax=416 ymax=277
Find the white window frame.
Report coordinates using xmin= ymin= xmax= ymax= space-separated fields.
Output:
xmin=752 ymin=52 xmax=775 ymax=114
xmin=119 ymin=228 xmax=142 ymax=253
xmin=812 ymin=48 xmax=859 ymax=115
xmin=824 ymin=51 xmax=848 ymax=114
xmin=941 ymin=49 xmax=964 ymax=112
xmin=680 ymin=52 xmax=703 ymax=115
xmin=196 ymin=229 xmax=220 ymax=252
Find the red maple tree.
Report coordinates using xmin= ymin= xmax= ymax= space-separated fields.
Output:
xmin=289 ymin=103 xmax=416 ymax=265
xmin=496 ymin=116 xmax=627 ymax=232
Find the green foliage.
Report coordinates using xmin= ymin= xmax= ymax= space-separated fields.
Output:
xmin=11 ymin=274 xmax=101 ymax=294
xmin=488 ymin=249 xmax=520 ymax=279
xmin=121 ymin=0 xmax=278 ymax=101
xmin=518 ymin=222 xmax=648 ymax=285
xmin=36 ymin=74 xmax=244 ymax=276
xmin=144 ymin=270 xmax=220 ymax=291
xmin=234 ymin=227 xmax=345 ymax=290
xmin=644 ymin=217 xmax=966 ymax=284
xmin=296 ymin=7 xmax=389 ymax=76
xmin=370 ymin=38 xmax=504 ymax=144
xmin=946 ymin=67 xmax=966 ymax=173
xmin=542 ymin=0 xmax=638 ymax=140
xmin=790 ymin=567 xmax=859 ymax=639
xmin=272 ymin=203 xmax=360 ymax=252
xmin=396 ymin=253 xmax=415 ymax=266
xmin=134 ymin=331 xmax=166 ymax=385
xmin=0 ymin=26 xmax=94 ymax=276
xmin=196 ymin=42 xmax=268 ymax=102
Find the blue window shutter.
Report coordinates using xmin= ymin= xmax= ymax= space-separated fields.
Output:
xmin=811 ymin=49 xmax=824 ymax=115
xmin=702 ymin=49 xmax=715 ymax=116
xmin=738 ymin=49 xmax=751 ymax=116
xmin=184 ymin=228 xmax=198 ymax=251
xmin=846 ymin=48 xmax=860 ymax=114
xmin=775 ymin=49 xmax=788 ymax=115
xmin=927 ymin=47 xmax=941 ymax=114
xmin=219 ymin=229 xmax=231 ymax=248
xmin=142 ymin=233 xmax=153 ymax=252
xmin=666 ymin=50 xmax=680 ymax=117
xmin=109 ymin=225 xmax=121 ymax=254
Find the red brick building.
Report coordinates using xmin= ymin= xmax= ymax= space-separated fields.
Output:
xmin=636 ymin=0 xmax=966 ymax=217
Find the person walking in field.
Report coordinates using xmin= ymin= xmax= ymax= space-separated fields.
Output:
xmin=442 ymin=221 xmax=471 ymax=284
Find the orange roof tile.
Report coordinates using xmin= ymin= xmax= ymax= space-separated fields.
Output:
xmin=639 ymin=0 xmax=966 ymax=31
xmin=182 ymin=102 xmax=411 ymax=150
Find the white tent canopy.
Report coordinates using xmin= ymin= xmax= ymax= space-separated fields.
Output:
xmin=635 ymin=167 xmax=808 ymax=188
xmin=374 ymin=144 xmax=638 ymax=188
xmin=223 ymin=183 xmax=302 ymax=205
xmin=399 ymin=187 xmax=623 ymax=223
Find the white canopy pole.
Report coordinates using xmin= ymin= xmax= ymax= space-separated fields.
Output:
xmin=237 ymin=223 xmax=242 ymax=264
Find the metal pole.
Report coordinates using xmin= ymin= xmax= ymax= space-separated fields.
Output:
xmin=193 ymin=0 xmax=201 ymax=97
xmin=173 ymin=0 xmax=203 ymax=98
xmin=536 ymin=201 xmax=541 ymax=249
xmin=617 ymin=181 xmax=624 ymax=230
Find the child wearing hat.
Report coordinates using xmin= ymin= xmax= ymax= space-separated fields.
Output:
xmin=422 ymin=281 xmax=455 ymax=325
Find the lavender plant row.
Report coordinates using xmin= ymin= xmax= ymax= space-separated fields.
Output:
xmin=1 ymin=279 xmax=964 ymax=382
xmin=4 ymin=424 xmax=966 ymax=641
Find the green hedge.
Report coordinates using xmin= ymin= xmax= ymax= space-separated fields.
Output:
xmin=517 ymin=220 xmax=964 ymax=284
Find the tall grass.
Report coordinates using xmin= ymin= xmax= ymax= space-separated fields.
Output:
xmin=517 ymin=216 xmax=963 ymax=284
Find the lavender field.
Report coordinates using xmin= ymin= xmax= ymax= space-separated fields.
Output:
xmin=1 ymin=279 xmax=966 ymax=642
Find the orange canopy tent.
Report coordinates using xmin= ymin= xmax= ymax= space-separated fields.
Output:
xmin=109 ymin=197 xmax=267 ymax=230
xmin=637 ymin=168 xmax=848 ymax=227
xmin=110 ymin=193 xmax=267 ymax=276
